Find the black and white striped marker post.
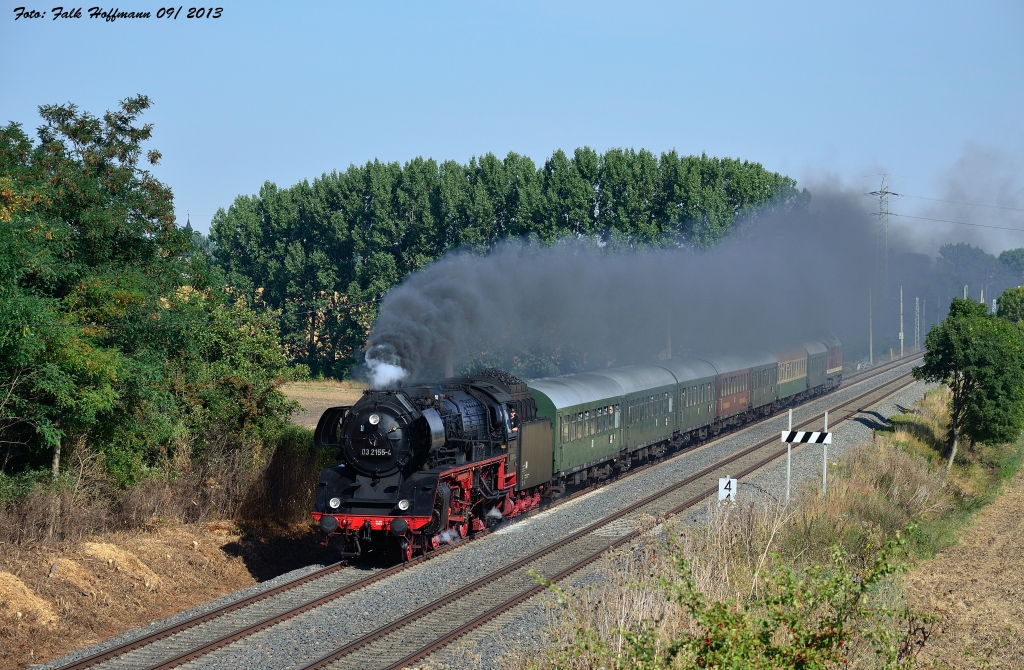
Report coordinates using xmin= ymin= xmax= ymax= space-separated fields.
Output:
xmin=774 ymin=411 xmax=831 ymax=501
xmin=786 ymin=410 xmax=792 ymax=504
xmin=823 ymin=412 xmax=829 ymax=499
xmin=779 ymin=429 xmax=833 ymax=444
xmin=781 ymin=411 xmax=833 ymax=501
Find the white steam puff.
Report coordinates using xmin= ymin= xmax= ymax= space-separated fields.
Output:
xmin=365 ymin=347 xmax=409 ymax=388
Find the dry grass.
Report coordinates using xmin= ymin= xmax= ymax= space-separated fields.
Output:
xmin=282 ymin=379 xmax=366 ymax=428
xmin=0 ymin=445 xmax=261 ymax=546
xmin=515 ymin=505 xmax=795 ymax=670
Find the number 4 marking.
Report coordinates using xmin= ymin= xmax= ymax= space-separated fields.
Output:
xmin=719 ymin=477 xmax=737 ymax=502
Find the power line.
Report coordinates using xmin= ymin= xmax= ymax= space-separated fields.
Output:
xmin=888 ymin=194 xmax=1024 ymax=213
xmin=0 ymin=296 xmax=384 ymax=330
xmin=889 ymin=212 xmax=1024 ymax=233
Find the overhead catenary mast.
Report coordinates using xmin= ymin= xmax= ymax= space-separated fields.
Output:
xmin=915 ymin=297 xmax=920 ymax=351
xmin=900 ymin=286 xmax=904 ymax=358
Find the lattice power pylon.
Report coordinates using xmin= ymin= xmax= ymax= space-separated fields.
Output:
xmin=869 ymin=175 xmax=899 ymax=299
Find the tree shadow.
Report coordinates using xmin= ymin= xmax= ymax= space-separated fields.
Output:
xmin=220 ymin=521 xmax=347 ymax=581
xmin=853 ymin=411 xmax=890 ymax=431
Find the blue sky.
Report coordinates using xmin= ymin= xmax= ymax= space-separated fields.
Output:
xmin=2 ymin=1 xmax=1022 ymax=250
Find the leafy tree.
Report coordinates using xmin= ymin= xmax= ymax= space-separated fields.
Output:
xmin=997 ymin=286 xmax=1024 ymax=324
xmin=1 ymin=97 xmax=299 ymax=485
xmin=913 ymin=298 xmax=1024 ymax=470
xmin=938 ymin=243 xmax=1003 ymax=298
xmin=999 ymin=248 xmax=1024 ymax=285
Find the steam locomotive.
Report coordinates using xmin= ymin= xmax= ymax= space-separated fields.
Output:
xmin=312 ymin=337 xmax=841 ymax=560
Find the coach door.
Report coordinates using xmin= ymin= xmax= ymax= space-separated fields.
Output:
xmin=518 ymin=419 xmax=553 ymax=491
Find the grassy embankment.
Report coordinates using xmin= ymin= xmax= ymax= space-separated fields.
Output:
xmin=510 ymin=386 xmax=1024 ymax=669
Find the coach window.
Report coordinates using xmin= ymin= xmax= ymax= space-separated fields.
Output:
xmin=615 ymin=404 xmax=621 ymax=428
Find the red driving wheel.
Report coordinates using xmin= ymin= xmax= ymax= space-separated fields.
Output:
xmin=399 ymin=537 xmax=413 ymax=562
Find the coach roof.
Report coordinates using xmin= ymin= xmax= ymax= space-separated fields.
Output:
xmin=654 ymin=358 xmax=719 ymax=383
xmin=588 ymin=365 xmax=678 ymax=394
xmin=529 ymin=373 xmax=626 ymax=410
xmin=696 ymin=349 xmax=777 ymax=375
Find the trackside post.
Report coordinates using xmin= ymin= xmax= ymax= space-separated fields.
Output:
xmin=822 ymin=411 xmax=829 ymax=499
xmin=786 ymin=409 xmax=792 ymax=504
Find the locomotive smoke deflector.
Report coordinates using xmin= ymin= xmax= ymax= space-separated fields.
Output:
xmin=419 ymin=407 xmax=446 ymax=450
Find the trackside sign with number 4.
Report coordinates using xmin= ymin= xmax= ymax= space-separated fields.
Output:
xmin=718 ymin=477 xmax=737 ymax=502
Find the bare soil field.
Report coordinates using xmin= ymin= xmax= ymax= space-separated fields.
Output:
xmin=905 ymin=470 xmax=1024 ymax=668
xmin=282 ymin=379 xmax=366 ymax=428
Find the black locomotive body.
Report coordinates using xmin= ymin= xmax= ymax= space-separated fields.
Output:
xmin=312 ymin=369 xmax=547 ymax=561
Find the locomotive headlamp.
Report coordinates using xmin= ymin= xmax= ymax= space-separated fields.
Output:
xmin=397 ymin=499 xmax=410 ymax=511
xmin=329 ymin=497 xmax=341 ymax=509
xmin=368 ymin=413 xmax=381 ymax=425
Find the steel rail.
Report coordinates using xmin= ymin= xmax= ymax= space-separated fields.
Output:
xmin=54 ymin=355 xmax=920 ymax=670
xmin=297 ymin=371 xmax=920 ymax=670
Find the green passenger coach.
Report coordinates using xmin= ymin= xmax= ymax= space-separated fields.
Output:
xmin=530 ymin=373 xmax=626 ymax=484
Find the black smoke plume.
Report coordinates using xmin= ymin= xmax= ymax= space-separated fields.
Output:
xmin=363 ymin=192 xmax=877 ymax=387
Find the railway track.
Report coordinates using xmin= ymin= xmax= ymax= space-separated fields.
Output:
xmin=52 ymin=355 xmax=921 ymax=670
